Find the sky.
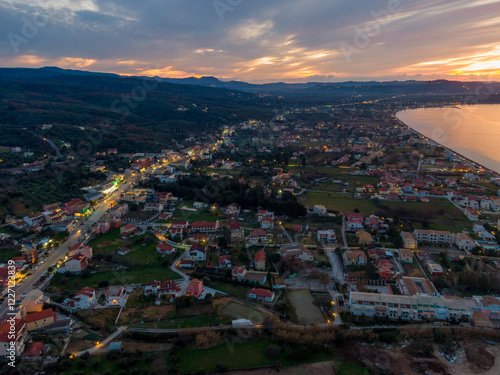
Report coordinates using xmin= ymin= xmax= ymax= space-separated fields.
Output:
xmin=0 ymin=0 xmax=500 ymax=83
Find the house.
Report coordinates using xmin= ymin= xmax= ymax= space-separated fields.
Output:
xmin=256 ymin=210 xmax=274 ymax=222
xmin=179 ymin=259 xmax=195 ymax=268
xmin=249 ymin=288 xmax=275 ymax=302
xmin=231 ymin=226 xmax=245 ymax=244
xmin=278 ymin=246 xmax=314 ymax=262
xmin=399 ymin=249 xmax=414 ymax=263
xmin=25 ymin=309 xmax=57 ymax=331
xmin=156 ymin=243 xmax=175 ymax=256
xmin=426 ymin=262 xmax=444 ymax=277
xmin=57 ymin=254 xmax=88 ymax=273
xmin=120 ymin=224 xmax=137 ymax=238
xmin=24 ymin=342 xmax=44 ymax=358
xmin=185 ymin=279 xmax=204 ymax=298
xmin=247 ymin=229 xmax=269 ymax=245
xmin=190 ymin=221 xmax=219 ymax=233
xmin=144 ymin=202 xmax=164 ymax=212
xmin=260 ymin=218 xmax=274 ymax=229
xmin=471 ymin=311 xmax=494 ymax=329
xmin=313 ymin=205 xmax=327 ymax=216
xmin=144 ymin=280 xmax=176 ymax=296
xmin=455 ymin=233 xmax=476 ymax=251
xmin=345 ymin=212 xmax=364 ymax=231
xmin=254 ymin=250 xmax=266 ymax=270
xmin=105 ymin=286 xmax=127 ymax=306
xmin=232 ymin=267 xmax=247 ymax=281
xmin=472 ymin=295 xmax=500 ymax=320
xmin=218 ymin=255 xmax=232 ymax=268
xmin=189 ymin=243 xmax=207 ymax=261
xmin=356 ymin=231 xmax=374 ymax=245
xmin=0 ymin=319 xmax=27 ymax=356
xmin=73 ymin=287 xmax=96 ymax=309
xmin=401 ymin=232 xmax=417 ymax=249
xmin=23 ymin=212 xmax=45 ymax=227
xmin=20 ymin=289 xmax=47 ymax=313
xmin=317 ymin=230 xmax=336 ymax=244
xmin=464 ymin=208 xmax=479 ymax=221
xmin=226 ymin=203 xmax=241 ymax=215
xmin=68 ymin=243 xmax=93 ymax=259
xmin=343 ymin=250 xmax=367 ymax=266
xmin=117 ymin=247 xmax=131 ymax=256
xmin=396 ymin=277 xmax=438 ymax=296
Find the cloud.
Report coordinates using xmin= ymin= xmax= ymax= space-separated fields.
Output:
xmin=0 ymin=0 xmax=499 ymax=82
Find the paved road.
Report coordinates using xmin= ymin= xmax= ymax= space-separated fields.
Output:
xmin=278 ymin=223 xmax=295 ymax=245
xmin=0 ymin=182 xmax=133 ymax=319
xmin=341 ymin=214 xmax=348 ymax=249
xmin=73 ymin=326 xmax=127 ymax=356
xmin=325 ymin=249 xmax=345 ymax=284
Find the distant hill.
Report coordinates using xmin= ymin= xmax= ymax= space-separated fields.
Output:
xmin=0 ymin=67 xmax=276 ymax=153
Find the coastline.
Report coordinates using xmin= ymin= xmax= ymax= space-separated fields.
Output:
xmin=394 ymin=109 xmax=500 ymax=178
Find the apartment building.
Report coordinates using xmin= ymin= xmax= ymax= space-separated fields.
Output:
xmin=349 ymin=292 xmax=472 ymax=321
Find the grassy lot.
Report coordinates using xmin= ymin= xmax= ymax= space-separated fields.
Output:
xmin=179 ymin=339 xmax=275 ymax=373
xmin=141 ymin=313 xmax=230 ymax=329
xmin=88 ymin=228 xmax=162 ymax=267
xmin=48 ymin=267 xmax=182 ymax=292
xmin=384 ymin=198 xmax=472 ymax=232
xmin=206 ymin=281 xmax=250 ymax=299
xmin=172 ymin=208 xmax=224 ymax=222
xmin=74 ymin=309 xmax=120 ymax=331
xmin=299 ymin=192 xmax=376 ymax=214
xmin=59 ymin=352 xmax=165 ymax=374
xmin=286 ymin=290 xmax=325 ymax=325
xmin=221 ymin=301 xmax=268 ymax=323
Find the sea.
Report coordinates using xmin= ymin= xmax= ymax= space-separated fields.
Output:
xmin=396 ymin=105 xmax=500 ymax=175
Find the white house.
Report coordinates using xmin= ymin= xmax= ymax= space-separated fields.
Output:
xmin=313 ymin=205 xmax=327 ymax=216
xmin=455 ymin=233 xmax=476 ymax=251
xmin=317 ymin=230 xmax=336 ymax=244
xmin=74 ymin=287 xmax=96 ymax=309
xmin=105 ymin=286 xmax=127 ymax=306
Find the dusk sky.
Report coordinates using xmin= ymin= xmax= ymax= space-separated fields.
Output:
xmin=1 ymin=0 xmax=500 ymax=82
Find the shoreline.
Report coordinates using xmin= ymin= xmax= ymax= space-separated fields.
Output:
xmin=394 ymin=109 xmax=500 ymax=178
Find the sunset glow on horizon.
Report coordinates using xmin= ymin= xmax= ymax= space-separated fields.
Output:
xmin=1 ymin=0 xmax=500 ymax=83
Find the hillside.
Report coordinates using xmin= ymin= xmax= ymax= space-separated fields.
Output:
xmin=0 ymin=68 xmax=276 ymax=153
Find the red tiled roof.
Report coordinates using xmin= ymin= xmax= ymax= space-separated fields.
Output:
xmin=25 ymin=309 xmax=57 ymax=324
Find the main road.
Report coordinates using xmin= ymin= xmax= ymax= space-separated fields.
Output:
xmin=0 ymin=179 xmax=134 ymax=319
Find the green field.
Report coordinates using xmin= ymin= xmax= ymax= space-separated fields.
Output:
xmin=206 ymin=281 xmax=250 ymax=299
xmin=179 ymin=339 xmax=275 ymax=373
xmin=88 ymin=228 xmax=162 ymax=267
xmin=299 ymin=192 xmax=376 ymax=214
xmin=222 ymin=301 xmax=268 ymax=323
xmin=48 ymin=266 xmax=182 ymax=292
xmin=286 ymin=289 xmax=325 ymax=325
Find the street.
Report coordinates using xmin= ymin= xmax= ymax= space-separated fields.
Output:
xmin=0 ymin=181 xmax=133 ymax=319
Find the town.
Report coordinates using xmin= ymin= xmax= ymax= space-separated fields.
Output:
xmin=1 ymin=101 xmax=500 ymax=374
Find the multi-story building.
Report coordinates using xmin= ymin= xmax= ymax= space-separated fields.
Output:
xmin=413 ymin=230 xmax=453 ymax=245
xmin=400 ymin=232 xmax=417 ymax=249
xmin=343 ymin=250 xmax=367 ymax=266
xmin=455 ymin=233 xmax=476 ymax=251
xmin=349 ymin=292 xmax=472 ymax=321
xmin=0 ymin=319 xmax=27 ymax=356
xmin=317 ymin=230 xmax=336 ymax=244
xmin=105 ymin=286 xmax=127 ymax=306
